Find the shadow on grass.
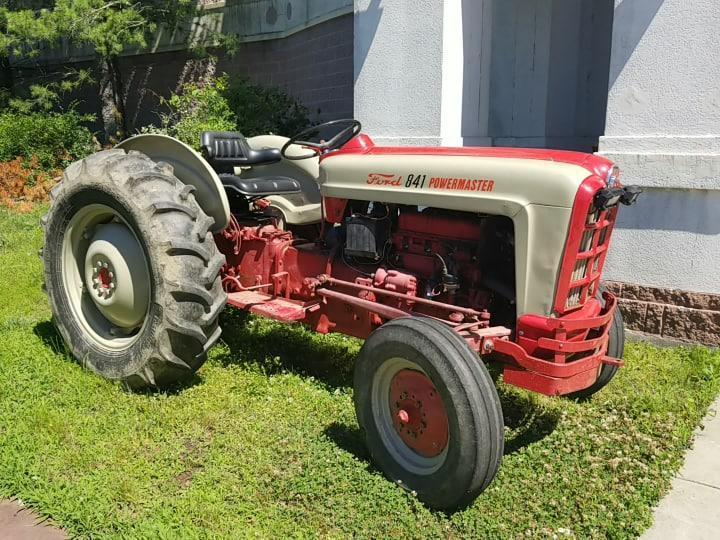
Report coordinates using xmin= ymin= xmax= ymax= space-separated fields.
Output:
xmin=32 ymin=319 xmax=204 ymax=395
xmin=220 ymin=311 xmax=559 ymax=455
xmin=323 ymin=394 xmax=559 ymax=464
xmin=218 ymin=310 xmax=357 ymax=390
xmin=36 ymin=313 xmax=561 ymax=450
xmin=33 ymin=319 xmax=66 ymax=356
xmin=324 ymin=422 xmax=370 ymax=461
xmin=499 ymin=391 xmax=560 ymax=454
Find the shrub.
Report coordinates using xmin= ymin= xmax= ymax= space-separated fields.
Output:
xmin=150 ymin=77 xmax=237 ymax=149
xmin=144 ymin=75 xmax=311 ymax=148
xmin=224 ymin=76 xmax=310 ymax=137
xmin=0 ymin=111 xmax=96 ymax=171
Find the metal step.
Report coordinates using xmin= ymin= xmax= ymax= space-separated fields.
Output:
xmin=226 ymin=290 xmax=309 ymax=322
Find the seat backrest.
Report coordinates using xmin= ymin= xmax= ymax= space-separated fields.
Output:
xmin=200 ymin=131 xmax=281 ymax=172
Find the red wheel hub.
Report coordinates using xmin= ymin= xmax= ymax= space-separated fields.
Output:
xmin=98 ymin=267 xmax=112 ymax=289
xmin=389 ymin=369 xmax=449 ymax=457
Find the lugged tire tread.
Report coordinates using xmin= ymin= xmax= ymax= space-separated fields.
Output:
xmin=200 ymin=326 xmax=223 ymax=356
xmin=168 ymin=280 xmax=217 ymax=308
xmin=179 ymin=184 xmax=196 ymax=201
xmin=193 ymin=213 xmax=215 ymax=241
xmin=165 ymin=313 xmax=208 ymax=344
xmin=201 ymin=294 xmax=228 ymax=325
xmin=158 ymin=349 xmax=191 ymax=370
xmin=149 ymin=200 xmax=198 ymax=220
xmin=203 ymin=254 xmax=226 ymax=283
xmin=163 ymin=239 xmax=213 ymax=263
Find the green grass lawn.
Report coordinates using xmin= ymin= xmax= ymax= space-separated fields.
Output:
xmin=1 ymin=207 xmax=719 ymax=539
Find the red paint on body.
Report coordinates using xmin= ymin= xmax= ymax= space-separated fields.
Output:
xmin=216 ymin=214 xmax=621 ymax=396
xmin=323 ymin=197 xmax=348 ymax=224
xmin=553 ymin=175 xmax=618 ymax=315
xmin=324 ymin=133 xmax=614 ymax=177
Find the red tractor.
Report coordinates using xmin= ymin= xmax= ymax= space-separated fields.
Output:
xmin=42 ymin=120 xmax=640 ymax=510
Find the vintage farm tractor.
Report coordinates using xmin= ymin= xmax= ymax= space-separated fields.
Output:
xmin=41 ymin=119 xmax=640 ymax=510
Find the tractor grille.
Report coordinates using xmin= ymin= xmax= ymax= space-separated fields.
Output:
xmin=558 ymin=200 xmax=617 ymax=311
xmin=563 ymin=205 xmax=617 ymax=310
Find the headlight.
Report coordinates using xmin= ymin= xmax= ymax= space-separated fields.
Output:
xmin=620 ymin=186 xmax=642 ymax=206
xmin=595 ymin=188 xmax=624 ymax=210
xmin=595 ymin=186 xmax=642 ymax=210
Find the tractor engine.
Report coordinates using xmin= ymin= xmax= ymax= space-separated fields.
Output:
xmin=216 ymin=203 xmax=515 ymax=333
xmin=340 ymin=205 xmax=514 ymax=314
xmin=389 ymin=209 xmax=489 ymax=309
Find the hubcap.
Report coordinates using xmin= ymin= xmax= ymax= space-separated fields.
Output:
xmin=61 ymin=204 xmax=151 ymax=350
xmin=83 ymin=222 xmax=150 ymax=329
xmin=94 ymin=262 xmax=115 ymax=297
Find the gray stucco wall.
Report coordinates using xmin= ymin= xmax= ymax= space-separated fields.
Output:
xmin=354 ymin=0 xmax=446 ymax=146
xmin=597 ymin=0 xmax=720 ymax=345
xmin=600 ymin=0 xmax=720 ymax=296
xmin=488 ymin=0 xmax=613 ymax=151
xmin=354 ymin=0 xmax=614 ymax=152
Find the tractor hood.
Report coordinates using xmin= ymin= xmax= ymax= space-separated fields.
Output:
xmin=319 ymin=136 xmax=618 ymax=318
xmin=319 ymin=135 xmax=614 ymax=216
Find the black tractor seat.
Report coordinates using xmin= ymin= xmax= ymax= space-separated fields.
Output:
xmin=201 ymin=131 xmax=282 ymax=173
xmin=219 ymin=174 xmax=301 ymax=198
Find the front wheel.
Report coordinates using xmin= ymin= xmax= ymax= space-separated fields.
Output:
xmin=354 ymin=317 xmax=504 ymax=511
xmin=568 ymin=292 xmax=625 ymax=399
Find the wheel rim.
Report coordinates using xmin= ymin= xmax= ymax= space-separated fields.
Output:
xmin=371 ymin=357 xmax=449 ymax=475
xmin=61 ymin=204 xmax=151 ymax=350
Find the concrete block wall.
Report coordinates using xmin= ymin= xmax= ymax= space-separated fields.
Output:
xmin=218 ymin=13 xmax=354 ymax=123
xmin=119 ymin=13 xmax=354 ymax=131
xmin=605 ymin=282 xmax=720 ymax=346
xmin=9 ymin=11 xmax=354 ymax=135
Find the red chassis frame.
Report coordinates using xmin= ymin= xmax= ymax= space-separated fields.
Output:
xmin=216 ymin=159 xmax=622 ymax=397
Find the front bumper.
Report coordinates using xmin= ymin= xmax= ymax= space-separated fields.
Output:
xmin=493 ymin=291 xmax=621 ymax=395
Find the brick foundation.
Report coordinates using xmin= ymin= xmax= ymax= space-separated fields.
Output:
xmin=604 ymin=281 xmax=720 ymax=346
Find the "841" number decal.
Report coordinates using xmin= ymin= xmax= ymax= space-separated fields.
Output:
xmin=405 ymin=174 xmax=427 ymax=189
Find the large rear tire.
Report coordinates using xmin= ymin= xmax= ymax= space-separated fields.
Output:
xmin=42 ymin=149 xmax=226 ymax=390
xmin=354 ymin=317 xmax=504 ymax=511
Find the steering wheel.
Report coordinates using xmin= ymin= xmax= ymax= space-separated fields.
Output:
xmin=281 ymin=119 xmax=362 ymax=160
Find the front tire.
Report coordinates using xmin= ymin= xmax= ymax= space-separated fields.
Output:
xmin=42 ymin=149 xmax=226 ymax=390
xmin=568 ymin=292 xmax=625 ymax=399
xmin=354 ymin=317 xmax=504 ymax=511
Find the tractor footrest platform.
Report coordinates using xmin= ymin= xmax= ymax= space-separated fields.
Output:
xmin=227 ymin=291 xmax=309 ymax=322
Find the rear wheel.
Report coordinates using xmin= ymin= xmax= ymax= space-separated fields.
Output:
xmin=42 ymin=149 xmax=226 ymax=390
xmin=354 ymin=317 xmax=504 ymax=511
